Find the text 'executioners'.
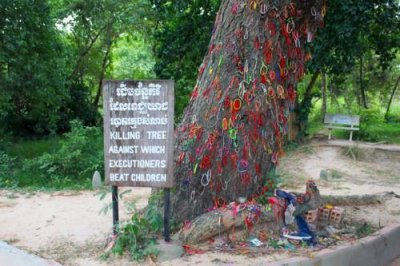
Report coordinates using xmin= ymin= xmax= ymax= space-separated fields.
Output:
xmin=109 ymin=160 xmax=166 ymax=168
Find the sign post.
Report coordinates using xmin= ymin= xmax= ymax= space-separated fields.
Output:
xmin=112 ymin=186 xmax=119 ymax=235
xmin=103 ymin=80 xmax=174 ymax=241
xmin=163 ymin=188 xmax=171 ymax=242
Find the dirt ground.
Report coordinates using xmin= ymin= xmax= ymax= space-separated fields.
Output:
xmin=1 ymin=139 xmax=399 ymax=266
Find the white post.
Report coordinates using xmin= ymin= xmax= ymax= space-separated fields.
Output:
xmin=349 ymin=124 xmax=354 ymax=142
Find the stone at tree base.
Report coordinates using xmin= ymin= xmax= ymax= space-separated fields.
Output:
xmin=320 ymin=169 xmax=329 ymax=180
xmin=156 ymin=240 xmax=185 ymax=262
xmin=92 ymin=171 xmax=102 ymax=189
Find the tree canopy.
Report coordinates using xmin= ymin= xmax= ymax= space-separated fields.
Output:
xmin=0 ymin=0 xmax=399 ymax=138
xmin=0 ymin=0 xmax=66 ymax=136
xmin=310 ymin=0 xmax=400 ymax=74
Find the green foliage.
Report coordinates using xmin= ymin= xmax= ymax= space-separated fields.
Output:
xmin=151 ymin=0 xmax=221 ymax=117
xmin=357 ymin=122 xmax=400 ymax=143
xmin=257 ymin=168 xmax=280 ymax=205
xmin=310 ymin=0 xmax=400 ymax=73
xmin=309 ymin=96 xmax=400 ymax=143
xmin=24 ymin=120 xmax=103 ymax=184
xmin=386 ymin=113 xmax=400 ymax=123
xmin=56 ymin=0 xmax=155 ymax=103
xmin=111 ymin=35 xmax=156 ymax=80
xmin=111 ymin=194 xmax=163 ymax=261
xmin=0 ymin=0 xmax=68 ymax=136
xmin=355 ymin=222 xmax=375 ymax=238
xmin=358 ymin=107 xmax=384 ymax=124
xmin=306 ymin=121 xmax=324 ymax=137
xmin=0 ymin=151 xmax=18 ymax=187
xmin=0 ymin=121 xmax=103 ymax=189
xmin=297 ymin=0 xmax=399 ymax=137
xmin=5 ymin=138 xmax=60 ymax=159
xmin=0 ymin=0 xmax=157 ymax=138
xmin=60 ymin=82 xmax=100 ymax=131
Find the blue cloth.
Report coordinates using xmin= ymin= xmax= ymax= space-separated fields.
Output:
xmin=275 ymin=189 xmax=297 ymax=206
xmin=295 ymin=216 xmax=316 ymax=245
xmin=276 ymin=189 xmax=317 ymax=245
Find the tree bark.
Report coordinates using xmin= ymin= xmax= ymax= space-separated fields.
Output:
xmin=385 ymin=76 xmax=400 ymax=121
xmin=321 ymin=73 xmax=327 ymax=122
xmin=359 ymin=55 xmax=368 ymax=109
xmin=168 ymin=0 xmax=326 ymax=225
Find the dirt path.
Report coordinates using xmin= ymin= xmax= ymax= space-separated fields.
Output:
xmin=280 ymin=140 xmax=400 ymax=194
xmin=0 ymin=140 xmax=399 ymax=265
xmin=0 ymin=188 xmax=151 ymax=265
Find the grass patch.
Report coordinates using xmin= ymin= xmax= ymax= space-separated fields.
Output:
xmin=306 ymin=121 xmax=324 ymax=137
xmin=358 ymin=122 xmax=400 ymax=144
xmin=330 ymin=169 xmax=344 ymax=179
xmin=328 ymin=129 xmax=352 ymax=140
xmin=5 ymin=137 xmax=61 ymax=159
xmin=355 ymin=222 xmax=376 ymax=238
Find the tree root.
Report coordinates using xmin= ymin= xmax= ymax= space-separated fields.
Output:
xmin=176 ymin=204 xmax=281 ymax=244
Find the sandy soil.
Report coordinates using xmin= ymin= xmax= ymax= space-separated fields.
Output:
xmin=0 ymin=139 xmax=399 ymax=265
xmin=279 ymin=140 xmax=400 ymax=229
xmin=279 ymin=141 xmax=400 ymax=196
xmin=0 ymin=188 xmax=151 ymax=265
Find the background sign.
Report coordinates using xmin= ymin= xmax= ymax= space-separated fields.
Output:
xmin=103 ymin=80 xmax=174 ymax=188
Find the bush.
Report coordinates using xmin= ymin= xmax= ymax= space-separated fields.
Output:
xmin=356 ymin=122 xmax=400 ymax=143
xmin=0 ymin=151 xmax=18 ymax=187
xmin=22 ymin=120 xmax=104 ymax=187
xmin=358 ymin=107 xmax=384 ymax=124
xmin=111 ymin=194 xmax=163 ymax=261
xmin=386 ymin=112 xmax=400 ymax=123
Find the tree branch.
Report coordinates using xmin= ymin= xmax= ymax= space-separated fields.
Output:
xmin=93 ymin=26 xmax=115 ymax=108
xmin=385 ymin=75 xmax=400 ymax=121
xmin=67 ymin=23 xmax=109 ymax=81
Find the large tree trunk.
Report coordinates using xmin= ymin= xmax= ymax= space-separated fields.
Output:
xmin=168 ymin=0 xmax=326 ymax=225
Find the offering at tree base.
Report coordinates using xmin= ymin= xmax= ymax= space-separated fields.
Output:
xmin=169 ymin=0 xmax=327 ymax=225
xmin=177 ymin=180 xmax=324 ymax=245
